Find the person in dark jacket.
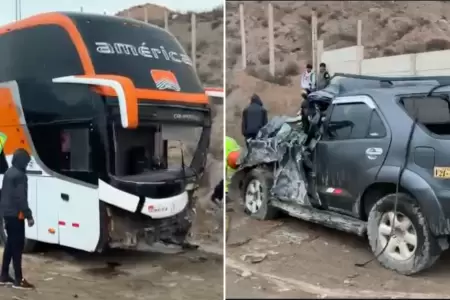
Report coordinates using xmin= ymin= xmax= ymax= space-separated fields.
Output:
xmin=241 ymin=94 xmax=268 ymax=147
xmin=316 ymin=62 xmax=331 ymax=90
xmin=0 ymin=148 xmax=34 ymax=289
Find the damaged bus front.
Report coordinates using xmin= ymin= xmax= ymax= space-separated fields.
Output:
xmin=0 ymin=12 xmax=210 ymax=252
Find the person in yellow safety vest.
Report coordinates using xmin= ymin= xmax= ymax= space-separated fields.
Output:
xmin=225 ymin=136 xmax=241 ymax=193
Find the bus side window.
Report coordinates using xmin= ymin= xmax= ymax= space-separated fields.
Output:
xmin=60 ymin=128 xmax=91 ymax=172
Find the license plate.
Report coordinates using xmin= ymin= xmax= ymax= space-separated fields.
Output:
xmin=434 ymin=167 xmax=450 ymax=178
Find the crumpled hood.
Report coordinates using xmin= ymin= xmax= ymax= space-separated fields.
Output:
xmin=307 ymin=89 xmax=335 ymax=103
xmin=237 ymin=116 xmax=310 ymax=204
xmin=11 ymin=148 xmax=31 ymax=171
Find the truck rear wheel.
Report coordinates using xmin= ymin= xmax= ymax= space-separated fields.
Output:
xmin=367 ymin=193 xmax=441 ymax=275
xmin=242 ymin=167 xmax=278 ymax=220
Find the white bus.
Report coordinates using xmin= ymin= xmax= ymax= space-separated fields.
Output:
xmin=0 ymin=12 xmax=213 ymax=253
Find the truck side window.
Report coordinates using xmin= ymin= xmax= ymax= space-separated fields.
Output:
xmin=327 ymin=103 xmax=372 ymax=140
xmin=367 ymin=111 xmax=387 ymax=138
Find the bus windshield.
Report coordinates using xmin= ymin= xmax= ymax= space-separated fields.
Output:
xmin=111 ymin=123 xmax=202 ymax=177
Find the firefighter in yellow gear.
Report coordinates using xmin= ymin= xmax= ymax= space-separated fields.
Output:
xmin=225 ymin=136 xmax=241 ymax=193
xmin=225 ymin=136 xmax=241 ymax=241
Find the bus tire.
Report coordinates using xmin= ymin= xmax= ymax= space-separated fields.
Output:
xmin=23 ymin=239 xmax=38 ymax=253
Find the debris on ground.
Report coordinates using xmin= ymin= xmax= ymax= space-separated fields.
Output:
xmin=0 ymin=247 xmax=222 ymax=300
xmin=343 ymin=279 xmax=355 ymax=286
xmin=228 ymin=237 xmax=252 ymax=248
xmin=240 ymin=253 xmax=268 ymax=264
xmin=240 ymin=270 xmax=253 ymax=278
xmin=187 ymin=255 xmax=209 ymax=263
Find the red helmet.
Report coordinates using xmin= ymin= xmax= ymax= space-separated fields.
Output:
xmin=227 ymin=150 xmax=240 ymax=169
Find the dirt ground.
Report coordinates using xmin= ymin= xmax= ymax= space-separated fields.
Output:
xmin=0 ymin=242 xmax=222 ymax=300
xmin=0 ymin=190 xmax=224 ymax=300
xmin=226 ymin=204 xmax=450 ymax=299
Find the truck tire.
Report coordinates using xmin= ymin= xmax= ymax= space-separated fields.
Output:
xmin=242 ymin=167 xmax=278 ymax=220
xmin=367 ymin=193 xmax=441 ymax=275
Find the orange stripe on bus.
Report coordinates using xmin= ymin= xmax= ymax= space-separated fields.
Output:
xmin=0 ymin=88 xmax=31 ymax=155
xmin=78 ymin=75 xmax=139 ymax=128
xmin=0 ymin=13 xmax=208 ymax=106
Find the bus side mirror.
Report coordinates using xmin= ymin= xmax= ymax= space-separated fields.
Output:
xmin=52 ymin=75 xmax=138 ymax=129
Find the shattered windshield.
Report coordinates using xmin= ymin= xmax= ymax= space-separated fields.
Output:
xmin=111 ymin=124 xmax=202 ymax=177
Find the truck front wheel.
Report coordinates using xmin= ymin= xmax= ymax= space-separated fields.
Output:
xmin=242 ymin=167 xmax=278 ymax=220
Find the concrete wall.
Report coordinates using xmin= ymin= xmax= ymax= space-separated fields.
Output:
xmin=416 ymin=50 xmax=450 ymax=76
xmin=320 ymin=47 xmax=450 ymax=77
xmin=321 ymin=46 xmax=364 ymax=75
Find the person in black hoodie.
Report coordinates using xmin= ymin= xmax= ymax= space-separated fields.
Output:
xmin=0 ymin=148 xmax=34 ymax=289
xmin=241 ymin=94 xmax=268 ymax=147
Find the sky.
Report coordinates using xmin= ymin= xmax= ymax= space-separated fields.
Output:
xmin=0 ymin=0 xmax=223 ymax=25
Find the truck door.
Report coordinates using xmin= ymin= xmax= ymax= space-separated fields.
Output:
xmin=315 ymin=97 xmax=391 ymax=215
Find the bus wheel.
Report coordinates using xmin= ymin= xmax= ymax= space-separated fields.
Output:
xmin=23 ymin=239 xmax=38 ymax=253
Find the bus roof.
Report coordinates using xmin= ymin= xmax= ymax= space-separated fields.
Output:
xmin=0 ymin=12 xmax=208 ymax=105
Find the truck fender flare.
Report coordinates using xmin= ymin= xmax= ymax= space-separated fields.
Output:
xmin=376 ymin=165 xmax=450 ymax=236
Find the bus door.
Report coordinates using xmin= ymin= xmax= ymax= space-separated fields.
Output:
xmin=51 ymin=125 xmax=100 ymax=252
xmin=35 ymin=176 xmax=60 ymax=245
xmin=1 ymin=79 xmax=104 ymax=250
xmin=33 ymin=125 xmax=100 ymax=251
xmin=21 ymin=81 xmax=104 ymax=252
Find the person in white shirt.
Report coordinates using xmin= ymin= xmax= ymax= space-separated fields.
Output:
xmin=300 ymin=63 xmax=316 ymax=94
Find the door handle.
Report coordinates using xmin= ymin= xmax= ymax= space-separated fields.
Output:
xmin=61 ymin=193 xmax=69 ymax=201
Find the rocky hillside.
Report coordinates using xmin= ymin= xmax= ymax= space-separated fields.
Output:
xmin=118 ymin=3 xmax=223 ymax=87
xmin=226 ymin=0 xmax=450 ymax=143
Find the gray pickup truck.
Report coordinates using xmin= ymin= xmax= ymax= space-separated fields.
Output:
xmin=230 ymin=73 xmax=450 ymax=275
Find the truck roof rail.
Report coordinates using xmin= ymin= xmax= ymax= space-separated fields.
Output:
xmin=333 ymin=73 xmax=450 ymax=85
